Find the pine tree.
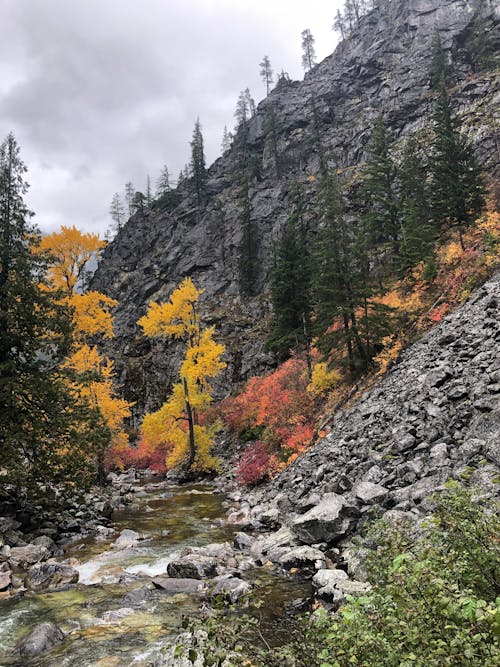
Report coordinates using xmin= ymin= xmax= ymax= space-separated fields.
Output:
xmin=221 ymin=125 xmax=232 ymax=153
xmin=0 ymin=133 xmax=108 ymax=495
xmin=399 ymin=135 xmax=432 ymax=272
xmin=109 ymin=192 xmax=125 ymax=232
xmin=145 ymin=175 xmax=153 ymax=207
xmin=190 ymin=118 xmax=207 ymax=206
xmin=124 ymin=181 xmax=135 ymax=217
xmin=429 ymin=83 xmax=486 ymax=248
xmin=156 ymin=165 xmax=170 ymax=197
xmin=235 ymin=91 xmax=249 ymax=128
xmin=268 ymin=182 xmax=311 ymax=361
xmin=244 ymin=88 xmax=256 ymax=118
xmin=301 ymin=29 xmax=317 ymax=72
xmin=333 ymin=10 xmax=346 ymax=40
xmin=359 ymin=115 xmax=400 ymax=255
xmin=259 ymin=55 xmax=274 ymax=96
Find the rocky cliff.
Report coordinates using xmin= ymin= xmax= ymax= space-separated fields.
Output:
xmin=92 ymin=0 xmax=500 ymax=418
xmin=233 ymin=270 xmax=499 ymax=579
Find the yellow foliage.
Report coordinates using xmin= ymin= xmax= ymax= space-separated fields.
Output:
xmin=138 ymin=277 xmax=203 ymax=340
xmin=439 ymin=241 xmax=463 ymax=265
xmin=308 ymin=362 xmax=341 ymax=396
xmin=63 ymin=345 xmax=131 ymax=448
xmin=138 ymin=278 xmax=225 ymax=473
xmin=39 ymin=225 xmax=105 ymax=293
xmin=70 ymin=291 xmax=117 ymax=339
xmin=373 ymin=336 xmax=404 ymax=376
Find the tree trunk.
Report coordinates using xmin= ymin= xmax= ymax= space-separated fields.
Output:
xmin=183 ymin=378 xmax=196 ymax=469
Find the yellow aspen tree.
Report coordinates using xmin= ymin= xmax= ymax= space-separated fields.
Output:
xmin=138 ymin=278 xmax=226 ymax=473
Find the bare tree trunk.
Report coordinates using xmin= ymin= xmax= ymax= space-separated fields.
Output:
xmin=183 ymin=378 xmax=196 ymax=469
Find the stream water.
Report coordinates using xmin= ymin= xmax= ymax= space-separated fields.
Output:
xmin=0 ymin=482 xmax=310 ymax=666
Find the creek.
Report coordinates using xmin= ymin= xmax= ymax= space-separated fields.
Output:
xmin=0 ymin=481 xmax=311 ymax=666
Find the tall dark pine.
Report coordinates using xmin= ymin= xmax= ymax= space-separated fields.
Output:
xmin=190 ymin=118 xmax=207 ymax=207
xmin=268 ymin=183 xmax=311 ymax=361
xmin=109 ymin=192 xmax=125 ymax=232
xmin=0 ymin=133 xmax=107 ymax=495
xmin=259 ymin=55 xmax=274 ymax=96
xmin=359 ymin=116 xmax=400 ymax=256
xmin=156 ymin=165 xmax=170 ymax=197
xmin=124 ymin=181 xmax=135 ymax=217
xmin=429 ymin=83 xmax=486 ymax=249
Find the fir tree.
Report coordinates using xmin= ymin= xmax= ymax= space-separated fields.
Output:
xmin=156 ymin=165 xmax=170 ymax=197
xmin=244 ymin=88 xmax=256 ymax=118
xmin=359 ymin=115 xmax=400 ymax=255
xmin=221 ymin=126 xmax=232 ymax=153
xmin=268 ymin=182 xmax=311 ymax=362
xmin=429 ymin=83 xmax=486 ymax=248
xmin=124 ymin=181 xmax=135 ymax=216
xmin=301 ymin=29 xmax=317 ymax=72
xmin=145 ymin=175 xmax=153 ymax=207
xmin=259 ymin=55 xmax=274 ymax=96
xmin=190 ymin=117 xmax=207 ymax=206
xmin=235 ymin=91 xmax=249 ymax=128
xmin=109 ymin=192 xmax=125 ymax=232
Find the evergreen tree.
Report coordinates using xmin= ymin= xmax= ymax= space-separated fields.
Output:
xmin=399 ymin=135 xmax=432 ymax=271
xmin=333 ymin=10 xmax=346 ymax=40
xmin=359 ymin=116 xmax=400 ymax=255
xmin=156 ymin=165 xmax=170 ymax=197
xmin=124 ymin=181 xmax=135 ymax=216
xmin=235 ymin=90 xmax=249 ymax=128
xmin=244 ymin=88 xmax=256 ymax=118
xmin=259 ymin=55 xmax=274 ymax=96
xmin=221 ymin=125 xmax=232 ymax=153
xmin=132 ymin=190 xmax=145 ymax=214
xmin=190 ymin=117 xmax=207 ymax=207
xmin=268 ymin=182 xmax=311 ymax=362
xmin=0 ymin=133 xmax=108 ymax=495
xmin=109 ymin=192 xmax=125 ymax=232
xmin=429 ymin=30 xmax=451 ymax=89
xmin=237 ymin=179 xmax=256 ymax=296
xmin=145 ymin=175 xmax=153 ymax=207
xmin=301 ymin=29 xmax=317 ymax=72
xmin=429 ymin=83 xmax=486 ymax=248
xmin=464 ymin=0 xmax=498 ymax=73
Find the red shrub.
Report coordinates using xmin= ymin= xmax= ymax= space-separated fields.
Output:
xmin=105 ymin=437 xmax=167 ymax=474
xmin=235 ymin=441 xmax=271 ymax=486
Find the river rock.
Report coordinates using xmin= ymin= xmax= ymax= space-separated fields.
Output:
xmin=233 ymin=532 xmax=254 ymax=550
xmin=211 ymin=575 xmax=252 ymax=603
xmin=277 ymin=546 xmax=327 ymax=570
xmin=312 ymin=568 xmax=348 ymax=597
xmin=9 ymin=544 xmax=50 ymax=568
xmin=291 ymin=494 xmax=359 ymax=545
xmin=112 ymin=529 xmax=145 ymax=548
xmin=101 ymin=608 xmax=135 ymax=623
xmin=167 ymin=554 xmax=218 ymax=580
xmin=25 ymin=562 xmax=79 ymax=591
xmin=152 ymin=577 xmax=207 ymax=595
xmin=123 ymin=585 xmax=152 ymax=604
xmin=0 ymin=563 xmax=12 ymax=591
xmin=15 ymin=622 xmax=65 ymax=658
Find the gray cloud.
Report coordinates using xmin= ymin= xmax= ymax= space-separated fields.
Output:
xmin=0 ymin=0 xmax=340 ymax=235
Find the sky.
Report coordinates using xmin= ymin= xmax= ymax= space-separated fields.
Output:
xmin=0 ymin=0 xmax=342 ymax=236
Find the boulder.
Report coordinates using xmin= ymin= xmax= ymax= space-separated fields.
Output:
xmin=152 ymin=577 xmax=207 ymax=595
xmin=15 ymin=622 xmax=65 ymax=658
xmin=291 ymin=494 xmax=359 ymax=545
xmin=312 ymin=568 xmax=348 ymax=598
xmin=353 ymin=481 xmax=389 ymax=505
xmin=112 ymin=529 xmax=144 ymax=548
xmin=277 ymin=546 xmax=326 ymax=570
xmin=211 ymin=575 xmax=252 ymax=603
xmin=0 ymin=563 xmax=11 ymax=591
xmin=234 ymin=532 xmax=254 ymax=550
xmin=167 ymin=554 xmax=218 ymax=580
xmin=9 ymin=544 xmax=50 ymax=568
xmin=123 ymin=585 xmax=152 ymax=604
xmin=25 ymin=562 xmax=79 ymax=591
xmin=101 ymin=608 xmax=135 ymax=623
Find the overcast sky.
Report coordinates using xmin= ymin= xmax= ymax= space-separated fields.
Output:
xmin=1 ymin=0 xmax=342 ymax=235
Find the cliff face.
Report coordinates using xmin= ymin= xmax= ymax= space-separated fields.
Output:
xmin=92 ymin=0 xmax=500 ymax=419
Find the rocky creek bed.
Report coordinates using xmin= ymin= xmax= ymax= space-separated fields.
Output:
xmin=0 ymin=473 xmax=314 ymax=666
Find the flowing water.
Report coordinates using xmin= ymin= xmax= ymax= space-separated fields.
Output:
xmin=0 ymin=482 xmax=311 ymax=666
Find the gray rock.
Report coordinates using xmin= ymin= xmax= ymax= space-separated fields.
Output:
xmin=0 ymin=563 xmax=11 ymax=591
xmin=15 ymin=622 xmax=65 ymax=658
xmin=123 ymin=585 xmax=152 ymax=604
xmin=9 ymin=544 xmax=50 ymax=568
xmin=25 ymin=562 xmax=79 ymax=591
xmin=312 ymin=568 xmax=348 ymax=597
xmin=291 ymin=494 xmax=358 ymax=545
xmin=234 ymin=532 xmax=254 ymax=550
xmin=211 ymin=576 xmax=252 ymax=603
xmin=167 ymin=554 xmax=218 ymax=580
xmin=152 ymin=577 xmax=207 ymax=595
xmin=112 ymin=529 xmax=144 ymax=548
xmin=278 ymin=546 xmax=326 ymax=570
xmin=353 ymin=481 xmax=389 ymax=505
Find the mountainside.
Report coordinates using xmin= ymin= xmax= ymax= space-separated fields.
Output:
xmin=92 ymin=0 xmax=500 ymax=419
xmin=236 ymin=269 xmax=500 ymax=563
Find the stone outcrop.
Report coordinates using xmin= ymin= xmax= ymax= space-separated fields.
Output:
xmin=247 ymin=271 xmax=500 ymax=548
xmin=91 ymin=0 xmax=500 ymax=417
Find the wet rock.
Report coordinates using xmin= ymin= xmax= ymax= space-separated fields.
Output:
xmin=112 ymin=529 xmax=145 ymax=548
xmin=167 ymin=554 xmax=218 ymax=580
xmin=152 ymin=577 xmax=207 ymax=595
xmin=9 ymin=544 xmax=50 ymax=568
xmin=15 ymin=622 xmax=65 ymax=658
xmin=25 ymin=562 xmax=79 ymax=591
xmin=211 ymin=575 xmax=252 ymax=603
xmin=101 ymin=608 xmax=135 ymax=623
xmin=123 ymin=585 xmax=152 ymax=604
xmin=0 ymin=562 xmax=12 ymax=590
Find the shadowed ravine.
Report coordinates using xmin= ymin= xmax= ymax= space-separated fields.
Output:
xmin=0 ymin=482 xmax=311 ymax=666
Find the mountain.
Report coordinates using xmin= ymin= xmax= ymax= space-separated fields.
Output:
xmin=91 ymin=0 xmax=500 ymax=420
